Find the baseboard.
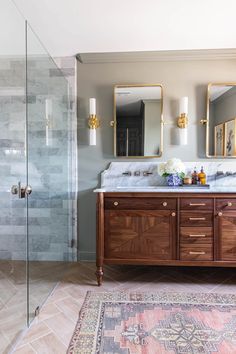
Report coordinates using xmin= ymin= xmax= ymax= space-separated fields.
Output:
xmin=78 ymin=251 xmax=96 ymax=261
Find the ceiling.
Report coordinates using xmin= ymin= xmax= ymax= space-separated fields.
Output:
xmin=11 ymin=0 xmax=236 ymax=57
xmin=116 ymin=86 xmax=161 ymax=115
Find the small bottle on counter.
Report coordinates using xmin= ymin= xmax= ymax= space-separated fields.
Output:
xmin=192 ymin=167 xmax=198 ymax=184
xmin=198 ymin=166 xmax=206 ymax=185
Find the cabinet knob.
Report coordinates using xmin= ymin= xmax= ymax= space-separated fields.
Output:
xmin=218 ymin=212 xmax=223 ymax=217
xmin=113 ymin=201 xmax=119 ymax=206
xmin=163 ymin=202 xmax=168 ymax=207
xmin=171 ymin=212 xmax=176 ymax=217
xmin=227 ymin=202 xmax=233 ymax=207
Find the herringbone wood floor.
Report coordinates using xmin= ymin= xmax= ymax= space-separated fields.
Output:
xmin=13 ymin=262 xmax=236 ymax=354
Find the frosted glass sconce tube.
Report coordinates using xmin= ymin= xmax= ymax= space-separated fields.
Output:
xmin=176 ymin=96 xmax=188 ymax=145
xmin=88 ymin=98 xmax=100 ymax=146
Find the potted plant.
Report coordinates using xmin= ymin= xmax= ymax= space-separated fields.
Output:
xmin=158 ymin=158 xmax=185 ymax=186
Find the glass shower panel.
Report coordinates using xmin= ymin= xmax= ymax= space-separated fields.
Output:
xmin=0 ymin=0 xmax=27 ymax=352
xmin=26 ymin=25 xmax=71 ymax=321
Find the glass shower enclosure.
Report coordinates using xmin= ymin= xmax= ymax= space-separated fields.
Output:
xmin=0 ymin=1 xmax=75 ymax=352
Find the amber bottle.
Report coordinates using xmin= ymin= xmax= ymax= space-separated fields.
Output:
xmin=192 ymin=167 xmax=198 ymax=184
xmin=198 ymin=166 xmax=206 ymax=185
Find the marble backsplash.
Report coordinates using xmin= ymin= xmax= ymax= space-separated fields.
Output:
xmin=101 ymin=161 xmax=236 ymax=188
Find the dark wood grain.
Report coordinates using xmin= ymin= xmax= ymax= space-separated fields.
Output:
xmin=96 ymin=192 xmax=236 ymax=284
xmin=216 ymin=198 xmax=236 ymax=210
xmin=180 ymin=227 xmax=213 ymax=244
xmin=216 ymin=210 xmax=236 ymax=261
xmin=180 ymin=244 xmax=213 ymax=261
xmin=180 ymin=198 xmax=213 ymax=210
xmin=180 ymin=211 xmax=213 ymax=226
xmin=105 ymin=197 xmax=176 ymax=210
xmin=96 ymin=193 xmax=104 ymax=285
xmin=104 ymin=210 xmax=176 ymax=260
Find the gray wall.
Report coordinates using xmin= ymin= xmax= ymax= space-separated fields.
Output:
xmin=77 ymin=58 xmax=236 ymax=260
xmin=213 ymin=87 xmax=236 ymax=125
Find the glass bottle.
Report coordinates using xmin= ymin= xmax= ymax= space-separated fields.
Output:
xmin=192 ymin=167 xmax=198 ymax=184
xmin=198 ymin=166 xmax=206 ymax=185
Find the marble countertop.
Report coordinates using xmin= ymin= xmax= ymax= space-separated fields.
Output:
xmin=94 ymin=186 xmax=236 ymax=193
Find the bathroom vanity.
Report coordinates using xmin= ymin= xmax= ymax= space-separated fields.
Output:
xmin=95 ymin=190 xmax=236 ymax=285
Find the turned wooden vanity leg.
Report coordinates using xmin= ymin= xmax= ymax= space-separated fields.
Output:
xmin=96 ymin=192 xmax=104 ymax=286
xmin=95 ymin=266 xmax=104 ymax=286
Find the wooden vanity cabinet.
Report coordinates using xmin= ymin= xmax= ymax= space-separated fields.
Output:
xmin=105 ymin=209 xmax=176 ymax=261
xmin=215 ymin=199 xmax=236 ymax=261
xmin=96 ymin=192 xmax=236 ymax=285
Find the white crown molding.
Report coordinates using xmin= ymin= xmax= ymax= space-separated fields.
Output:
xmin=77 ymin=49 xmax=236 ymax=64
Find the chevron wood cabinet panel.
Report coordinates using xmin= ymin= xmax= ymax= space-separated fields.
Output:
xmin=96 ymin=192 xmax=236 ymax=285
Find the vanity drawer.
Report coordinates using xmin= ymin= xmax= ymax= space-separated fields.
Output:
xmin=180 ymin=244 xmax=213 ymax=261
xmin=104 ymin=197 xmax=176 ymax=210
xmin=180 ymin=211 xmax=213 ymax=226
xmin=180 ymin=198 xmax=213 ymax=210
xmin=180 ymin=227 xmax=213 ymax=245
xmin=216 ymin=199 xmax=236 ymax=210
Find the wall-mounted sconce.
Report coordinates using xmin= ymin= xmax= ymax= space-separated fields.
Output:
xmin=88 ymin=98 xmax=100 ymax=145
xmin=45 ymin=98 xmax=53 ymax=146
xmin=176 ymin=96 xmax=188 ymax=145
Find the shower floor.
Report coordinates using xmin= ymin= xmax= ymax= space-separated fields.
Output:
xmin=0 ymin=260 xmax=68 ymax=354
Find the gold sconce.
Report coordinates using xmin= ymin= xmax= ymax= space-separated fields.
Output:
xmin=88 ymin=98 xmax=100 ymax=145
xmin=176 ymin=97 xmax=188 ymax=145
xmin=177 ymin=97 xmax=188 ymax=128
xmin=200 ymin=119 xmax=208 ymax=125
xmin=177 ymin=113 xmax=188 ymax=129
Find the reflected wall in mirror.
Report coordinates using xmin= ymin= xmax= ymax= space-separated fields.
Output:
xmin=114 ymin=84 xmax=163 ymax=157
xmin=207 ymin=83 xmax=236 ymax=157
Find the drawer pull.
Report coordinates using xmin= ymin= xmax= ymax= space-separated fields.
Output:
xmin=227 ymin=202 xmax=233 ymax=207
xmin=189 ymin=203 xmax=206 ymax=206
xmin=218 ymin=212 xmax=223 ymax=217
xmin=189 ymin=251 xmax=206 ymax=255
xmin=113 ymin=201 xmax=119 ymax=206
xmin=163 ymin=202 xmax=168 ymax=207
xmin=171 ymin=212 xmax=176 ymax=217
xmin=189 ymin=217 xmax=206 ymax=221
xmin=189 ymin=234 xmax=206 ymax=238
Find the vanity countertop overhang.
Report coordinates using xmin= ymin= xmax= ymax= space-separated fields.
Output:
xmin=94 ymin=186 xmax=236 ymax=193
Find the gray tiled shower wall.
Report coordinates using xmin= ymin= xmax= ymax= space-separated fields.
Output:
xmin=0 ymin=56 xmax=77 ymax=261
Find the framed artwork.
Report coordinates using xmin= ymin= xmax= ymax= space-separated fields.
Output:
xmin=224 ymin=118 xmax=236 ymax=156
xmin=214 ymin=123 xmax=224 ymax=156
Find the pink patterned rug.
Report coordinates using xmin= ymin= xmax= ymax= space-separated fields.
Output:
xmin=68 ymin=291 xmax=236 ymax=354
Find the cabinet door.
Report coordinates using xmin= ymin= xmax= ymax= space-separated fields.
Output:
xmin=104 ymin=210 xmax=176 ymax=260
xmin=217 ymin=211 xmax=236 ymax=261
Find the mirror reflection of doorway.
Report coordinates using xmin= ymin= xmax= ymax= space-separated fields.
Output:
xmin=115 ymin=85 xmax=163 ymax=157
xmin=117 ymin=101 xmax=144 ymax=156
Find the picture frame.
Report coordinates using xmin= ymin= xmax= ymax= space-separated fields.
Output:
xmin=224 ymin=118 xmax=236 ymax=156
xmin=214 ymin=123 xmax=224 ymax=156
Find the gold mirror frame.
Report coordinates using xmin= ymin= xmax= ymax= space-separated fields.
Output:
xmin=113 ymin=84 xmax=164 ymax=158
xmin=206 ymin=83 xmax=236 ymax=158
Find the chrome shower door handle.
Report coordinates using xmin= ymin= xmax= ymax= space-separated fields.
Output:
xmin=25 ymin=185 xmax=32 ymax=195
xmin=11 ymin=182 xmax=32 ymax=198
